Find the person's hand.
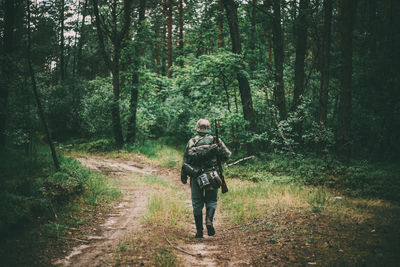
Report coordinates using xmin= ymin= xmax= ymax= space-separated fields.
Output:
xmin=181 ymin=172 xmax=188 ymax=184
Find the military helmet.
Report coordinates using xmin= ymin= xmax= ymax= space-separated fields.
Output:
xmin=194 ymin=119 xmax=210 ymax=133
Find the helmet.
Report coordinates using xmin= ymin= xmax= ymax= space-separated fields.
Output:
xmin=194 ymin=119 xmax=210 ymax=133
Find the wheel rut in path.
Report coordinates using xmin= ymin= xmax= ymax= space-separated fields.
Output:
xmin=54 ymin=156 xmax=156 ymax=266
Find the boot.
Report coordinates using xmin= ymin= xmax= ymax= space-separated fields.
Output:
xmin=206 ymin=208 xmax=215 ymax=236
xmin=194 ymin=215 xmax=203 ymax=238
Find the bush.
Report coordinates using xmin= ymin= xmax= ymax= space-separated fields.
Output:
xmin=75 ymin=139 xmax=115 ymax=153
xmin=0 ymin=145 xmax=120 ymax=235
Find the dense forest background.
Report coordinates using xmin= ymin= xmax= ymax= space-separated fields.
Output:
xmin=1 ymin=0 xmax=399 ymax=160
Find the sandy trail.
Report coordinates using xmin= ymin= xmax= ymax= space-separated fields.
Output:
xmin=54 ymin=155 xmax=232 ymax=266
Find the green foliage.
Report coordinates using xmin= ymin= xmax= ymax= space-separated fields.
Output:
xmin=80 ymin=77 xmax=114 ymax=137
xmin=307 ymin=189 xmax=328 ymax=213
xmin=75 ymin=139 xmax=115 ymax=153
xmin=151 ymin=248 xmax=179 ymax=267
xmin=0 ymin=146 xmax=120 ymax=235
xmin=226 ymin=153 xmax=400 ymax=202
xmin=124 ymin=138 xmax=183 ymax=169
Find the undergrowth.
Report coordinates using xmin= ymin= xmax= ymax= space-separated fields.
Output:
xmin=225 ymin=153 xmax=400 ymax=202
xmin=0 ymin=145 xmax=120 ymax=266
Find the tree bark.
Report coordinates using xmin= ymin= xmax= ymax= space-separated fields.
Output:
xmin=217 ymin=0 xmax=224 ymax=49
xmin=73 ymin=0 xmax=88 ymax=76
xmin=337 ymin=0 xmax=355 ymax=162
xmin=178 ymin=0 xmax=184 ymax=61
xmin=249 ymin=0 xmax=257 ymax=70
xmin=292 ymin=0 xmax=309 ymax=111
xmin=127 ymin=0 xmax=146 ymax=144
xmin=222 ymin=0 xmax=256 ymax=132
xmin=0 ymin=0 xmax=16 ymax=149
xmin=27 ymin=0 xmax=60 ymax=170
xmin=167 ymin=0 xmax=173 ymax=77
xmin=291 ymin=0 xmax=309 ymax=142
xmin=59 ymin=0 xmax=65 ymax=82
xmin=318 ymin=0 xmax=333 ymax=125
xmin=272 ymin=0 xmax=287 ymax=121
xmin=153 ymin=6 xmax=162 ymax=73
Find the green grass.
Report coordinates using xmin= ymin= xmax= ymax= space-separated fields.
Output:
xmin=151 ymin=248 xmax=181 ymax=267
xmin=143 ymin=175 xmax=177 ymax=189
xmin=226 ymin=153 xmax=400 ymax=202
xmin=140 ymin=175 xmax=190 ymax=228
xmin=124 ymin=139 xmax=183 ymax=169
xmin=220 ymin=179 xmax=312 ymax=224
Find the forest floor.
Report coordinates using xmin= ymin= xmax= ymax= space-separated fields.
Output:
xmin=52 ymin=153 xmax=400 ymax=267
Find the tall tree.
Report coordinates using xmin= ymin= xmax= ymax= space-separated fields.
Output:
xmin=126 ymin=0 xmax=146 ymax=143
xmin=271 ymin=0 xmax=287 ymax=120
xmin=73 ymin=0 xmax=89 ymax=76
xmin=167 ymin=0 xmax=173 ymax=77
xmin=337 ymin=0 xmax=355 ymax=161
xmin=59 ymin=0 xmax=65 ymax=82
xmin=249 ymin=0 xmax=257 ymax=70
xmin=217 ymin=0 xmax=224 ymax=49
xmin=178 ymin=0 xmax=184 ymax=61
xmin=292 ymin=0 xmax=309 ymax=111
xmin=92 ymin=0 xmax=133 ymax=147
xmin=27 ymin=0 xmax=60 ymax=170
xmin=222 ymin=0 xmax=256 ymax=132
xmin=291 ymin=0 xmax=309 ymax=141
xmin=0 ymin=0 xmax=16 ymax=149
xmin=318 ymin=0 xmax=333 ymax=126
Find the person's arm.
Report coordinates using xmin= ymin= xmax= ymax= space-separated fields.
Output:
xmin=216 ymin=138 xmax=231 ymax=161
xmin=181 ymin=143 xmax=190 ymax=184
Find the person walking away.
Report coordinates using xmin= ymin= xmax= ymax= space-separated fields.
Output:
xmin=181 ymin=119 xmax=231 ymax=238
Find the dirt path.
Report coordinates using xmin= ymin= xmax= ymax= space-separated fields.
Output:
xmin=54 ymin=156 xmax=156 ymax=266
xmin=51 ymin=154 xmax=400 ymax=266
xmin=54 ymin=155 xmax=237 ymax=267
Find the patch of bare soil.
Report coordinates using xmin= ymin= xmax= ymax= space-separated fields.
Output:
xmin=54 ymin=156 xmax=157 ymax=266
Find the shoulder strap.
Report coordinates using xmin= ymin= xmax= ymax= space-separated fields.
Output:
xmin=193 ymin=136 xmax=205 ymax=147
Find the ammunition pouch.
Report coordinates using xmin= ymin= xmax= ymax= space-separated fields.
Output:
xmin=196 ymin=169 xmax=222 ymax=190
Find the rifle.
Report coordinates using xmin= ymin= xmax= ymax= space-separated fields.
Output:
xmin=214 ymin=119 xmax=228 ymax=194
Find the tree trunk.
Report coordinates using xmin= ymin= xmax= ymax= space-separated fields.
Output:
xmin=74 ymin=0 xmax=88 ymax=76
xmin=178 ymin=0 xmax=184 ymax=62
xmin=0 ymin=0 xmax=16 ymax=149
xmin=217 ymin=0 xmax=224 ymax=49
xmin=167 ymin=0 xmax=173 ymax=77
xmin=222 ymin=0 xmax=256 ymax=133
xmin=154 ymin=7 xmax=162 ymax=73
xmin=127 ymin=0 xmax=146 ymax=144
xmin=59 ymin=0 xmax=65 ymax=82
xmin=337 ymin=0 xmax=355 ymax=162
xmin=292 ymin=0 xmax=309 ymax=111
xmin=272 ymin=0 xmax=287 ymax=121
xmin=318 ymin=0 xmax=333 ymax=126
xmin=92 ymin=0 xmax=132 ymax=147
xmin=291 ymin=0 xmax=309 ymax=142
xmin=111 ymin=48 xmax=124 ymax=147
xmin=317 ymin=0 xmax=333 ymax=154
xmin=249 ymin=0 xmax=257 ymax=70
xmin=27 ymin=0 xmax=60 ymax=170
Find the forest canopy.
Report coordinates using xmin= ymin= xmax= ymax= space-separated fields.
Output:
xmin=1 ymin=0 xmax=399 ymax=161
